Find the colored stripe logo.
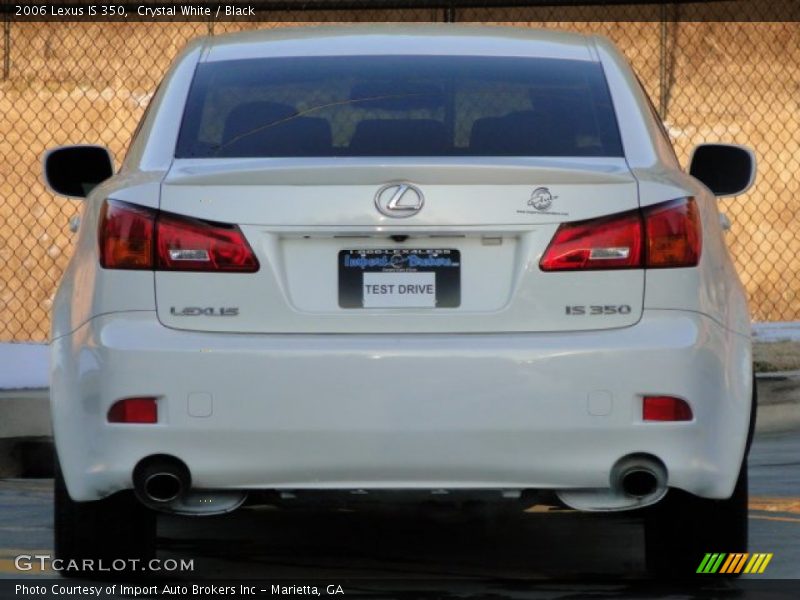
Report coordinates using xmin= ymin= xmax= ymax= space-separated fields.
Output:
xmin=697 ymin=553 xmax=773 ymax=574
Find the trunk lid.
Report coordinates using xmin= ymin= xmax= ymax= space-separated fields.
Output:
xmin=155 ymin=157 xmax=643 ymax=333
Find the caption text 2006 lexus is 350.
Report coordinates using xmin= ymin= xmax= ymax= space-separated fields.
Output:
xmin=44 ymin=25 xmax=756 ymax=577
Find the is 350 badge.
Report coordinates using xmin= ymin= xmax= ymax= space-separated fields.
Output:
xmin=565 ymin=305 xmax=632 ymax=316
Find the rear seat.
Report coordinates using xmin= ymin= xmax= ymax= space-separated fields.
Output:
xmin=219 ymin=101 xmax=332 ymax=156
xmin=469 ymin=110 xmax=578 ymax=156
xmin=349 ymin=119 xmax=448 ymax=155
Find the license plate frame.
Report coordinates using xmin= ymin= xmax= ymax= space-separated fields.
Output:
xmin=338 ymin=249 xmax=461 ymax=309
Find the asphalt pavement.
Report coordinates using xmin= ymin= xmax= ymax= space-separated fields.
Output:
xmin=0 ymin=430 xmax=798 ymax=598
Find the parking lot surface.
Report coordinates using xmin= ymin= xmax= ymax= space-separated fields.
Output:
xmin=0 ymin=431 xmax=798 ymax=596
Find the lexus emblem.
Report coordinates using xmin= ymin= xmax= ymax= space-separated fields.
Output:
xmin=374 ymin=183 xmax=425 ymax=218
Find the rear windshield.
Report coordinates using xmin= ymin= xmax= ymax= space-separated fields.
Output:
xmin=175 ymin=55 xmax=623 ymax=158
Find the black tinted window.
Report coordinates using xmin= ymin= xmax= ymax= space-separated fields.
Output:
xmin=176 ymin=56 xmax=623 ymax=158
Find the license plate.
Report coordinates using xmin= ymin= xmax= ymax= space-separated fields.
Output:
xmin=338 ymin=249 xmax=461 ymax=308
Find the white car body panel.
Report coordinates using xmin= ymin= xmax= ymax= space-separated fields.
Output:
xmin=52 ymin=310 xmax=750 ymax=504
xmin=204 ymin=25 xmax=597 ymax=63
xmin=49 ymin=25 xmax=753 ymax=512
xmin=157 ymin=157 xmax=643 ymax=333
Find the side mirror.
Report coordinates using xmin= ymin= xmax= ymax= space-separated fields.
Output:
xmin=43 ymin=145 xmax=114 ymax=199
xmin=688 ymin=143 xmax=755 ymax=198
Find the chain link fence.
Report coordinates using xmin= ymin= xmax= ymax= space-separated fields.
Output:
xmin=0 ymin=1 xmax=798 ymax=341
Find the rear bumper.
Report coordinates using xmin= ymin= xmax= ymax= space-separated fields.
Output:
xmin=51 ymin=310 xmax=751 ymax=506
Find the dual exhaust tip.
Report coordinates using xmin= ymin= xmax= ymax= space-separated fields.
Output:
xmin=612 ymin=454 xmax=667 ymax=501
xmin=132 ymin=453 xmax=667 ymax=511
xmin=620 ymin=469 xmax=660 ymax=498
xmin=132 ymin=454 xmax=248 ymax=516
xmin=133 ymin=455 xmax=190 ymax=508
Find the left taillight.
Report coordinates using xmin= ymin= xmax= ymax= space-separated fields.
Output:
xmin=155 ymin=212 xmax=259 ymax=272
xmin=98 ymin=200 xmax=259 ymax=273
xmin=98 ymin=200 xmax=155 ymax=269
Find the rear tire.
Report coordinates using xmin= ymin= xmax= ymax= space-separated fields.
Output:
xmin=54 ymin=459 xmax=156 ymax=578
xmin=646 ymin=372 xmax=755 ymax=577
xmin=644 ymin=459 xmax=748 ymax=577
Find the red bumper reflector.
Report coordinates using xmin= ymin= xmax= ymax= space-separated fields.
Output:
xmin=108 ymin=397 xmax=158 ymax=424
xmin=643 ymin=396 xmax=693 ymax=422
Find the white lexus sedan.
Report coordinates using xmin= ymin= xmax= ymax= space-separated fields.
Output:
xmin=44 ymin=25 xmax=756 ymax=577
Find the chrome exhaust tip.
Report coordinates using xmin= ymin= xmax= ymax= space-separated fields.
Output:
xmin=133 ymin=455 xmax=191 ymax=508
xmin=620 ymin=468 xmax=659 ymax=498
xmin=143 ymin=472 xmax=184 ymax=503
xmin=611 ymin=454 xmax=667 ymax=501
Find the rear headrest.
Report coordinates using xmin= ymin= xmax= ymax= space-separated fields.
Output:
xmin=220 ymin=101 xmax=332 ymax=157
xmin=222 ymin=102 xmax=297 ymax=142
xmin=349 ymin=119 xmax=448 ymax=155
xmin=469 ymin=110 xmax=577 ymax=156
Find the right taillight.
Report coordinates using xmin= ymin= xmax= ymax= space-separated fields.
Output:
xmin=540 ymin=198 xmax=701 ymax=271
xmin=539 ymin=209 xmax=643 ymax=271
xmin=98 ymin=199 xmax=259 ymax=273
xmin=644 ymin=198 xmax=701 ymax=268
